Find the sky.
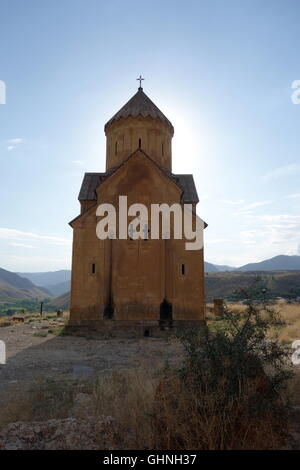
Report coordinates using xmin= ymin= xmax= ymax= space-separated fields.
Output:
xmin=0 ymin=0 xmax=300 ymax=272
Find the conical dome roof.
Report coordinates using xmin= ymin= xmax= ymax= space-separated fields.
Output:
xmin=104 ymin=87 xmax=173 ymax=133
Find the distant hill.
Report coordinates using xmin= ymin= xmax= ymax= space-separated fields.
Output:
xmin=204 ymin=261 xmax=218 ymax=272
xmin=46 ymin=280 xmax=71 ymax=296
xmin=0 ymin=268 xmax=50 ymax=300
xmin=47 ymin=291 xmax=70 ymax=310
xmin=205 ymin=263 xmax=237 ymax=272
xmin=18 ymin=270 xmax=71 ymax=287
xmin=205 ymin=270 xmax=300 ymax=301
xmin=207 ymin=255 xmax=300 ymax=272
xmin=1 ymin=268 xmax=38 ymax=289
xmin=214 ymin=264 xmax=237 ymax=272
xmin=238 ymin=255 xmax=300 ymax=272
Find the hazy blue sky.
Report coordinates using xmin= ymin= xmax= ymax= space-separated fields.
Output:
xmin=0 ymin=0 xmax=300 ymax=271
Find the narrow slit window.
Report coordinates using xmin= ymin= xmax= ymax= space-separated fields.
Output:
xmin=115 ymin=141 xmax=118 ymax=156
xmin=181 ymin=264 xmax=185 ymax=276
xmin=162 ymin=142 xmax=164 ymax=156
xmin=92 ymin=263 xmax=96 ymax=274
xmin=139 ymin=138 xmax=142 ymax=147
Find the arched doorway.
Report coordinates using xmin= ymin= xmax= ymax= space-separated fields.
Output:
xmin=103 ymin=296 xmax=114 ymax=320
xmin=159 ymin=299 xmax=173 ymax=326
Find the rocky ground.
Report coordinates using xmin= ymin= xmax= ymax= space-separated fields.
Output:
xmin=0 ymin=416 xmax=118 ymax=450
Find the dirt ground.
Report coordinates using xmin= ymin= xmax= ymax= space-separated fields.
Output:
xmin=0 ymin=318 xmax=182 ymax=400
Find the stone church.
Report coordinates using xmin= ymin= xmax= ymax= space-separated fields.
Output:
xmin=69 ymin=82 xmax=206 ymax=333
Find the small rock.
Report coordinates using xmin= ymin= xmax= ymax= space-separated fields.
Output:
xmin=0 ymin=416 xmax=116 ymax=450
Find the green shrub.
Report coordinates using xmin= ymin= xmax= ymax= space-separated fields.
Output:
xmin=152 ymin=283 xmax=293 ymax=449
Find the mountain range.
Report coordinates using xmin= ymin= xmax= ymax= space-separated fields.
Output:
xmin=237 ymin=255 xmax=300 ymax=271
xmin=0 ymin=268 xmax=50 ymax=300
xmin=204 ymin=255 xmax=300 ymax=272
xmin=0 ymin=254 xmax=299 ymax=303
xmin=17 ymin=270 xmax=71 ymax=296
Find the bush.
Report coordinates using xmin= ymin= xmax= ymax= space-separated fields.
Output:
xmin=152 ymin=283 xmax=293 ymax=449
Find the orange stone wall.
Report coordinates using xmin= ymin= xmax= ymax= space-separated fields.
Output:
xmin=105 ymin=116 xmax=173 ymax=171
xmin=69 ymin=104 xmax=206 ymax=331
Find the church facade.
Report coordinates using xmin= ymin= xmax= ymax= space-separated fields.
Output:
xmin=69 ymin=83 xmax=206 ymax=334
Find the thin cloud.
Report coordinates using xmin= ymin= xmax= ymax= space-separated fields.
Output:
xmin=7 ymin=254 xmax=71 ymax=271
xmin=9 ymin=242 xmax=36 ymax=249
xmin=5 ymin=138 xmax=25 ymax=144
xmin=235 ymin=200 xmax=272 ymax=214
xmin=241 ymin=214 xmax=300 ymax=251
xmin=0 ymin=227 xmax=71 ymax=246
xmin=220 ymin=199 xmax=245 ymax=205
xmin=4 ymin=138 xmax=25 ymax=151
xmin=286 ymin=193 xmax=300 ymax=199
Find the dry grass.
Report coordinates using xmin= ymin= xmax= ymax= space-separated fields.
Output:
xmin=0 ymin=318 xmax=12 ymax=327
xmin=88 ymin=365 xmax=289 ymax=449
xmin=207 ymin=301 xmax=300 ymax=344
xmin=207 ymin=300 xmax=300 ymax=412
xmin=0 ymin=311 xmax=69 ymax=329
xmin=0 ymin=379 xmax=75 ymax=427
xmin=92 ymin=368 xmax=158 ymax=449
xmin=0 ymin=362 xmax=288 ymax=450
xmin=152 ymin=373 xmax=287 ymax=450
xmin=0 ymin=368 xmax=160 ymax=449
xmin=286 ymin=369 xmax=300 ymax=406
xmin=274 ymin=304 xmax=300 ymax=344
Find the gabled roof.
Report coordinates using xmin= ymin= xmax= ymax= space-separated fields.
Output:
xmin=73 ymin=149 xmax=205 ymax=227
xmin=172 ymin=174 xmax=199 ymax=204
xmin=104 ymin=87 xmax=174 ymax=133
xmin=78 ymin=167 xmax=199 ymax=205
xmin=78 ymin=172 xmax=111 ymax=200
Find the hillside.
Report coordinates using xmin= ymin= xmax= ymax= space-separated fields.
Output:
xmin=0 ymin=268 xmax=39 ymax=289
xmin=0 ymin=281 xmax=49 ymax=301
xmin=46 ymin=280 xmax=71 ymax=296
xmin=205 ymin=262 xmax=237 ymax=272
xmin=238 ymin=255 xmax=300 ymax=271
xmin=18 ymin=270 xmax=71 ymax=287
xmin=204 ymin=261 xmax=218 ymax=272
xmin=0 ymin=268 xmax=50 ymax=300
xmin=47 ymin=291 xmax=70 ymax=310
xmin=205 ymin=270 xmax=300 ymax=301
